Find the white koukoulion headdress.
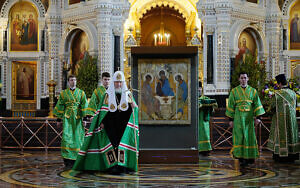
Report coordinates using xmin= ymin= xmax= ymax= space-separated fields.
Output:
xmin=106 ymin=71 xmax=130 ymax=112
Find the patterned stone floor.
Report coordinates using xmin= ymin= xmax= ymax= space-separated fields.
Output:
xmin=0 ymin=150 xmax=299 ymax=187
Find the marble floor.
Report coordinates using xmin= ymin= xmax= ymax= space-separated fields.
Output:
xmin=0 ymin=150 xmax=299 ymax=188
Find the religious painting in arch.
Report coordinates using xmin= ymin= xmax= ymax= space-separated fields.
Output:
xmin=12 ymin=61 xmax=36 ymax=101
xmin=138 ymin=58 xmax=191 ymax=125
xmin=289 ymin=1 xmax=300 ymax=50
xmin=234 ymin=30 xmax=257 ymax=67
xmin=9 ymin=1 xmax=38 ymax=51
xmin=70 ymin=30 xmax=89 ymax=75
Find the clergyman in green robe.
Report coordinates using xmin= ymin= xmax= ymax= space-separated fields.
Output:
xmin=198 ymin=95 xmax=218 ymax=156
xmin=267 ymin=74 xmax=300 ymax=162
xmin=86 ymin=72 xmax=110 ymax=116
xmin=226 ymin=72 xmax=265 ymax=167
xmin=72 ymin=71 xmax=139 ymax=174
xmin=53 ymin=75 xmax=89 ymax=168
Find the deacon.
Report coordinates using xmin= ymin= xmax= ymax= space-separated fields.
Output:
xmin=53 ymin=75 xmax=89 ymax=168
xmin=226 ymin=72 xmax=265 ymax=167
xmin=86 ymin=72 xmax=111 ymax=116
xmin=72 ymin=71 xmax=139 ymax=174
xmin=267 ymin=74 xmax=300 ymax=162
xmin=198 ymin=82 xmax=218 ymax=156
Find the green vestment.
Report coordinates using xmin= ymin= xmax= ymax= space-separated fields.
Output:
xmin=53 ymin=88 xmax=89 ymax=160
xmin=86 ymin=86 xmax=106 ymax=116
xmin=72 ymin=93 xmax=139 ymax=172
xmin=226 ymin=85 xmax=265 ymax=159
xmin=267 ymin=88 xmax=300 ymax=156
xmin=198 ymin=96 xmax=218 ymax=152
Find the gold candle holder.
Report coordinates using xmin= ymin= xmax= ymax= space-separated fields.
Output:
xmin=47 ymin=80 xmax=57 ymax=118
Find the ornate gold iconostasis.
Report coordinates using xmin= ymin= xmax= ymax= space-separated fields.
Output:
xmin=289 ymin=0 xmax=300 ymax=50
xmin=12 ymin=61 xmax=37 ymax=117
xmin=123 ymin=1 xmax=203 ymax=86
xmin=9 ymin=1 xmax=38 ymax=52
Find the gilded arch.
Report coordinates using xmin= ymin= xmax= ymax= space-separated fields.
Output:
xmin=124 ymin=0 xmax=201 ymax=43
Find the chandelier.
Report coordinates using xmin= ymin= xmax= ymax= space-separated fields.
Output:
xmin=153 ymin=7 xmax=171 ymax=46
xmin=154 ymin=33 xmax=170 ymax=46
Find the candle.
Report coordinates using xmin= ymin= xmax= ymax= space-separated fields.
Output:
xmin=154 ymin=76 xmax=157 ymax=93
xmin=51 ymin=59 xmax=54 ymax=80
xmin=154 ymin=34 xmax=157 ymax=46
xmin=158 ymin=34 xmax=162 ymax=44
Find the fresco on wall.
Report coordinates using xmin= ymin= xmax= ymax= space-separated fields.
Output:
xmin=289 ymin=1 xmax=300 ymax=50
xmin=235 ymin=30 xmax=257 ymax=67
xmin=70 ymin=31 xmax=89 ymax=75
xmin=9 ymin=2 xmax=38 ymax=51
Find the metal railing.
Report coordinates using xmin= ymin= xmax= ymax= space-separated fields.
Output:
xmin=1 ymin=116 xmax=296 ymax=151
xmin=210 ymin=117 xmax=271 ymax=151
xmin=0 ymin=117 xmax=62 ymax=152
